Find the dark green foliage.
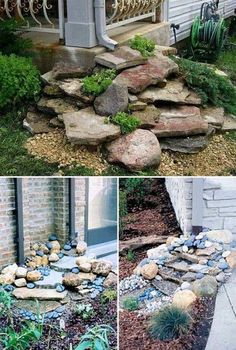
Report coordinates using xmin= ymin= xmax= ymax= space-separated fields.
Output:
xmin=0 ymin=55 xmax=41 ymax=111
xmin=111 ymin=112 xmax=141 ymax=134
xmin=126 ymin=250 xmax=136 ymax=262
xmin=0 ymin=19 xmax=33 ymax=56
xmin=0 ymin=289 xmax=13 ymax=317
xmin=82 ymin=69 xmax=116 ymax=96
xmin=130 ymin=35 xmax=155 ymax=57
xmin=75 ymin=325 xmax=114 ymax=350
xmin=148 ymin=306 xmax=192 ymax=341
xmin=100 ymin=289 xmax=117 ymax=304
xmin=122 ymin=296 xmax=139 ymax=311
xmin=177 ymin=57 xmax=236 ymax=116
xmin=119 ymin=191 xmax=127 ymax=218
xmin=1 ymin=323 xmax=42 ymax=350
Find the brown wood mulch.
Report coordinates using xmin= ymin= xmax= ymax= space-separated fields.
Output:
xmin=119 ymin=297 xmax=215 ymax=350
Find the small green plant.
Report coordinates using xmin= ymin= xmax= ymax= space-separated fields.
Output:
xmin=126 ymin=250 xmax=136 ymax=262
xmin=0 ymin=54 xmax=41 ymax=111
xmin=111 ymin=112 xmax=141 ymax=134
xmin=130 ymin=35 xmax=155 ymax=57
xmin=75 ymin=324 xmax=114 ymax=350
xmin=148 ymin=306 xmax=192 ymax=341
xmin=82 ymin=69 xmax=116 ymax=96
xmin=176 ymin=57 xmax=236 ymax=116
xmin=0 ymin=289 xmax=13 ymax=316
xmin=0 ymin=19 xmax=33 ymax=56
xmin=75 ymin=303 xmax=94 ymax=320
xmin=100 ymin=289 xmax=117 ymax=304
xmin=122 ymin=296 xmax=139 ymax=311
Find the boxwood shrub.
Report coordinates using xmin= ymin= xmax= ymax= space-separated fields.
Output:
xmin=0 ymin=55 xmax=41 ymax=111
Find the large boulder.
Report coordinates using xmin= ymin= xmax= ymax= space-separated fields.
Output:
xmin=192 ymin=275 xmax=218 ymax=297
xmin=105 ymin=129 xmax=161 ymax=171
xmin=115 ymin=55 xmax=179 ymax=93
xmin=91 ymin=260 xmax=112 ymax=277
xmin=63 ymin=107 xmax=121 ymax=146
xmin=94 ymin=82 xmax=129 ymax=116
xmin=173 ymin=290 xmax=197 ymax=309
xmin=140 ymin=262 xmax=158 ymax=280
xmin=138 ymin=80 xmax=201 ymax=105
xmin=95 ymin=46 xmax=147 ymax=70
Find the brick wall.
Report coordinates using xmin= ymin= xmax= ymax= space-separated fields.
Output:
xmin=0 ymin=178 xmax=86 ymax=269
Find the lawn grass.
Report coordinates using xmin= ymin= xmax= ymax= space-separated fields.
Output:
xmin=215 ymin=34 xmax=236 ymax=82
xmin=0 ymin=112 xmax=96 ymax=176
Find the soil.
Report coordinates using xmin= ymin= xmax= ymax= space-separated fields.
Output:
xmin=119 ymin=297 xmax=215 ymax=350
xmin=119 ymin=179 xmax=182 ymax=279
xmin=0 ymin=298 xmax=117 ymax=350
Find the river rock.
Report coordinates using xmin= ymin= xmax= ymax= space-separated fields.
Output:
xmin=14 ymin=278 xmax=27 ymax=288
xmin=0 ymin=273 xmax=15 ymax=285
xmin=63 ymin=107 xmax=121 ymax=146
xmin=16 ymin=267 xmax=28 ymax=278
xmin=95 ymin=46 xmax=147 ymax=70
xmin=63 ymin=273 xmax=82 ymax=287
xmin=147 ymin=244 xmax=169 ymax=259
xmin=49 ymin=253 xmax=59 ymax=262
xmin=103 ymin=272 xmax=117 ymax=288
xmin=205 ymin=230 xmax=233 ymax=244
xmin=76 ymin=241 xmax=87 ymax=255
xmin=2 ymin=263 xmax=18 ymax=276
xmin=79 ymin=263 xmax=91 ymax=273
xmin=182 ymin=272 xmax=197 ymax=282
xmin=50 ymin=241 xmax=61 ymax=254
xmin=173 ymin=290 xmax=197 ymax=309
xmin=216 ymin=272 xmax=226 ymax=283
xmin=91 ymin=260 xmax=112 ymax=277
xmin=76 ymin=256 xmax=89 ymax=267
xmin=94 ymin=82 xmax=129 ymax=116
xmin=226 ymin=251 xmax=236 ymax=269
xmin=181 ymin=282 xmax=191 ymax=290
xmin=26 ymin=271 xmax=41 ymax=282
xmin=192 ymin=275 xmax=217 ymax=297
xmin=115 ymin=55 xmax=179 ymax=93
xmin=105 ymin=129 xmax=161 ymax=171
xmin=41 ymin=255 xmax=49 ymax=266
xmin=140 ymin=262 xmax=158 ymax=280
xmin=139 ymin=80 xmax=201 ymax=105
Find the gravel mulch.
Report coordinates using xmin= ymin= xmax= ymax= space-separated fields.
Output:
xmin=119 ymin=297 xmax=215 ymax=350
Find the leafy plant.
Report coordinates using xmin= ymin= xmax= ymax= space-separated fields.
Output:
xmin=130 ymin=35 xmax=155 ymax=57
xmin=176 ymin=57 xmax=236 ymax=116
xmin=100 ymin=289 xmax=117 ymax=304
xmin=122 ymin=296 xmax=139 ymax=311
xmin=0 ymin=19 xmax=33 ymax=56
xmin=126 ymin=250 xmax=136 ymax=262
xmin=148 ymin=306 xmax=192 ymax=341
xmin=0 ymin=54 xmax=41 ymax=111
xmin=0 ymin=289 xmax=13 ymax=317
xmin=75 ymin=325 xmax=114 ymax=350
xmin=111 ymin=112 xmax=141 ymax=134
xmin=82 ymin=69 xmax=116 ymax=96
xmin=75 ymin=303 xmax=94 ymax=320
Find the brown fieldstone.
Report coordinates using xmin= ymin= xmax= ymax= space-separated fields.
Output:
xmin=222 ymin=114 xmax=236 ymax=131
xmin=23 ymin=111 xmax=55 ymax=135
xmin=52 ymin=62 xmax=88 ymax=80
xmin=37 ymin=97 xmax=78 ymax=116
xmin=105 ymin=129 xmax=162 ymax=171
xmin=129 ymin=101 xmax=147 ymax=111
xmin=226 ymin=251 xmax=236 ymax=269
xmin=59 ymin=79 xmax=94 ymax=104
xmin=13 ymin=288 xmax=67 ymax=301
xmin=133 ymin=105 xmax=160 ymax=129
xmin=138 ymin=80 xmax=201 ymax=105
xmin=201 ymin=107 xmax=225 ymax=128
xmin=115 ymin=55 xmax=179 ymax=94
xmin=63 ymin=107 xmax=121 ymax=146
xmin=91 ymin=260 xmax=112 ymax=277
xmin=95 ymin=46 xmax=147 ymax=70
xmin=195 ymin=246 xmax=216 ymax=256
xmin=103 ymin=272 xmax=117 ymax=288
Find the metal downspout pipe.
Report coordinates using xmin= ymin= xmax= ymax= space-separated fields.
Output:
xmin=68 ymin=178 xmax=77 ymax=246
xmin=94 ymin=0 xmax=117 ymax=50
xmin=192 ymin=178 xmax=204 ymax=234
xmin=14 ymin=179 xmax=24 ymax=266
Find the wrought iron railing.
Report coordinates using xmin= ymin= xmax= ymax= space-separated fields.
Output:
xmin=106 ymin=0 xmax=163 ymax=29
xmin=0 ymin=0 xmax=65 ymax=39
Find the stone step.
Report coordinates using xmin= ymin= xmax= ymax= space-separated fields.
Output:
xmin=50 ymin=256 xmax=77 ymax=272
xmin=13 ymin=288 xmax=67 ymax=301
xmin=35 ymin=270 xmax=63 ymax=289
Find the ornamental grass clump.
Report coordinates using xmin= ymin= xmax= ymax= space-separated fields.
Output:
xmin=111 ymin=112 xmax=141 ymax=134
xmin=0 ymin=55 xmax=41 ymax=111
xmin=148 ymin=305 xmax=192 ymax=341
xmin=82 ymin=69 xmax=116 ymax=96
xmin=177 ymin=57 xmax=236 ymax=116
xmin=130 ymin=35 xmax=155 ymax=57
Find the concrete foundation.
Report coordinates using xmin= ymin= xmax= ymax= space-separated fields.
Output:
xmin=24 ymin=21 xmax=170 ymax=73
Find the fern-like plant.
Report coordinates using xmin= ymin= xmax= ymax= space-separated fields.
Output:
xmin=148 ymin=306 xmax=192 ymax=341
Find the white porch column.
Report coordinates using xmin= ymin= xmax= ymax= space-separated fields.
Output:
xmin=65 ymin=0 xmax=97 ymax=48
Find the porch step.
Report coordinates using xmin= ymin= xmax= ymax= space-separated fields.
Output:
xmin=13 ymin=287 xmax=67 ymax=301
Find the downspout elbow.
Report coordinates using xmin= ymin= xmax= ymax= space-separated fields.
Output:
xmin=94 ymin=0 xmax=118 ymax=50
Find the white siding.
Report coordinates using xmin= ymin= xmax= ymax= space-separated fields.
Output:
xmin=168 ymin=0 xmax=236 ymax=44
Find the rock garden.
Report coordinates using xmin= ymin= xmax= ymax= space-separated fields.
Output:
xmin=0 ymin=235 xmax=117 ymax=349
xmin=119 ymin=178 xmax=236 ymax=350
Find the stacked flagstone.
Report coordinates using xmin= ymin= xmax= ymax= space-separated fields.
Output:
xmin=23 ymin=45 xmax=236 ymax=171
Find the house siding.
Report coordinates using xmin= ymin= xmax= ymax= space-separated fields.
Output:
xmin=169 ymin=0 xmax=235 ymax=44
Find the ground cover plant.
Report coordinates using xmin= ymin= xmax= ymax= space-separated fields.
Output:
xmin=82 ymin=69 xmax=116 ymax=96
xmin=130 ymin=35 xmax=155 ymax=57
xmin=110 ymin=112 xmax=141 ymax=134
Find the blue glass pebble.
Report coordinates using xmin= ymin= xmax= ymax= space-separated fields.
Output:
xmin=46 ymin=242 xmax=53 ymax=249
xmin=218 ymin=262 xmax=229 ymax=270
xmin=27 ymin=283 xmax=36 ymax=289
xmin=71 ymin=267 xmax=80 ymax=274
xmin=4 ymin=285 xmax=14 ymax=292
xmin=36 ymin=251 xmax=44 ymax=257
xmin=58 ymin=253 xmax=64 ymax=259
xmin=196 ymin=273 xmax=204 ymax=279
xmin=64 ymin=244 xmax=71 ymax=251
xmin=49 ymin=234 xmax=58 ymax=241
xmin=207 ymin=260 xmax=214 ymax=267
xmin=56 ymin=284 xmax=65 ymax=293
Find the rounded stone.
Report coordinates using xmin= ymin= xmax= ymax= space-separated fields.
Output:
xmin=218 ymin=262 xmax=229 ymax=270
xmin=222 ymin=251 xmax=231 ymax=258
xmin=27 ymin=283 xmax=36 ymax=289
xmin=36 ymin=251 xmax=44 ymax=257
xmin=71 ymin=267 xmax=80 ymax=274
xmin=49 ymin=234 xmax=58 ymax=241
xmin=173 ymin=290 xmax=197 ymax=309
xmin=63 ymin=244 xmax=71 ymax=251
xmin=192 ymin=276 xmax=217 ymax=297
xmin=46 ymin=242 xmax=53 ymax=250
xmin=56 ymin=284 xmax=65 ymax=293
xmin=196 ymin=273 xmax=204 ymax=279
xmin=181 ymin=282 xmax=191 ymax=290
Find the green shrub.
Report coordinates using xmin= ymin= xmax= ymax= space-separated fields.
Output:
xmin=130 ymin=35 xmax=155 ymax=57
xmin=75 ymin=303 xmax=94 ymax=320
xmin=100 ymin=289 xmax=117 ymax=304
xmin=0 ymin=289 xmax=13 ymax=317
xmin=0 ymin=55 xmax=41 ymax=111
xmin=111 ymin=112 xmax=141 ymax=134
xmin=122 ymin=296 xmax=139 ymax=311
xmin=75 ymin=325 xmax=114 ymax=350
xmin=0 ymin=19 xmax=33 ymax=56
xmin=177 ymin=58 xmax=236 ymax=116
xmin=126 ymin=250 xmax=136 ymax=262
xmin=148 ymin=306 xmax=192 ymax=341
xmin=82 ymin=69 xmax=116 ymax=96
